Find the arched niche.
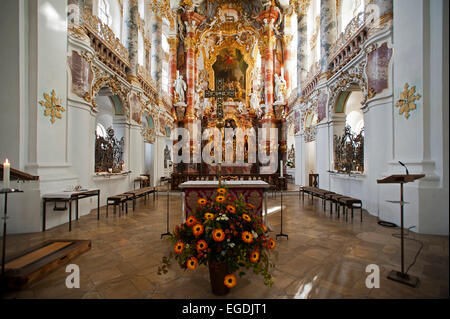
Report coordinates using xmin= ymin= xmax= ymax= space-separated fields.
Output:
xmin=332 ymin=89 xmax=365 ymax=173
xmin=94 ymin=87 xmax=126 ymax=173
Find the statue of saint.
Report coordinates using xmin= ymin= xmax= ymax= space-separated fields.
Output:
xmin=288 ymin=144 xmax=295 ymax=168
xmin=250 ymin=89 xmax=262 ymax=117
xmin=164 ymin=145 xmax=171 ymax=169
xmin=237 ymin=101 xmax=246 ymax=114
xmin=173 ymin=70 xmax=187 ymax=104
xmin=274 ymin=73 xmax=286 ymax=103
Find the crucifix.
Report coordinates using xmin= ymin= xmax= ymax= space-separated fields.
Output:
xmin=205 ymin=79 xmax=235 ymax=184
xmin=205 ymin=79 xmax=236 ymax=128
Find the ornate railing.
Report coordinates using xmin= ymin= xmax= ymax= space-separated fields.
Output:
xmin=302 ymin=61 xmax=321 ymax=97
xmin=137 ymin=65 xmax=159 ymax=105
xmin=83 ymin=11 xmax=129 ymax=77
xmin=328 ymin=12 xmax=368 ymax=74
xmin=160 ymin=92 xmax=172 ymax=112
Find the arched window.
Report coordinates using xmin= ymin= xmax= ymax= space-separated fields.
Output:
xmin=344 ymin=91 xmax=364 ymax=134
xmin=138 ymin=30 xmax=144 ymax=66
xmin=339 ymin=0 xmax=365 ymax=33
xmin=98 ymin=0 xmax=122 ymax=39
xmin=161 ymin=19 xmax=170 ymax=94
xmin=306 ymin=0 xmax=321 ymax=70
xmin=96 ymin=123 xmax=107 ymax=138
xmin=98 ymin=0 xmax=110 ymax=26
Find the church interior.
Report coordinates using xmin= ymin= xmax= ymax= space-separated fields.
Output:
xmin=0 ymin=0 xmax=448 ymax=300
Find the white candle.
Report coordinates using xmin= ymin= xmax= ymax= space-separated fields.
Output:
xmin=3 ymin=158 xmax=10 ymax=189
xmin=280 ymin=160 xmax=283 ymax=178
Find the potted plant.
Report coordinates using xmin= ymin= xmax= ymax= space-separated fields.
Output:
xmin=158 ymin=187 xmax=277 ymax=295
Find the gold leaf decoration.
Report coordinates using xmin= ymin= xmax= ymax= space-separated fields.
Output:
xmin=39 ymin=90 xmax=65 ymax=124
xmin=395 ymin=83 xmax=421 ymax=119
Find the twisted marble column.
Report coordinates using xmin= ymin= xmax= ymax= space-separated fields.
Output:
xmin=124 ymin=0 xmax=139 ymax=79
xmin=296 ymin=13 xmax=307 ymax=97
xmin=282 ymin=34 xmax=293 ymax=90
xmin=320 ymin=0 xmax=337 ymax=73
xmin=184 ymin=29 xmax=196 ymax=119
xmin=150 ymin=11 xmax=163 ymax=93
xmin=168 ymin=37 xmax=178 ymax=100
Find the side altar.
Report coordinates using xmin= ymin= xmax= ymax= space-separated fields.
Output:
xmin=178 ymin=181 xmax=270 ymax=221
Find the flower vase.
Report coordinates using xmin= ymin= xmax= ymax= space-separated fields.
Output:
xmin=208 ymin=261 xmax=230 ymax=296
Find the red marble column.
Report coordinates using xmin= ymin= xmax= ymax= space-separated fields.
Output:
xmin=254 ymin=6 xmax=279 ymax=119
xmin=282 ymin=35 xmax=293 ymax=90
xmin=264 ymin=43 xmax=274 ymax=115
xmin=181 ymin=11 xmax=205 ymax=120
xmin=185 ymin=36 xmax=195 ymax=119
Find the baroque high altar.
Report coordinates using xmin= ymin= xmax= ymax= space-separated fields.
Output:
xmin=170 ymin=0 xmax=292 ymax=175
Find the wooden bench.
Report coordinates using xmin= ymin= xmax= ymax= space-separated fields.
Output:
xmin=300 ymin=186 xmax=335 ymax=209
xmin=124 ymin=186 xmax=156 ymax=210
xmin=106 ymin=195 xmax=129 ymax=217
xmin=337 ymin=197 xmax=363 ymax=222
xmin=324 ymin=193 xmax=349 ymax=216
xmin=302 ymin=187 xmax=363 ymax=222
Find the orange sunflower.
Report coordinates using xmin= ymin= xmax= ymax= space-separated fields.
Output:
xmin=192 ymin=224 xmax=204 ymax=237
xmin=187 ymin=257 xmax=198 ymax=270
xmin=186 ymin=216 xmax=197 ymax=227
xmin=217 ymin=188 xmax=227 ymax=195
xmin=216 ymin=195 xmax=225 ymax=203
xmin=197 ymin=198 xmax=208 ymax=206
xmin=212 ymin=229 xmax=225 ymax=242
xmin=250 ymin=250 xmax=260 ymax=263
xmin=224 ymin=274 xmax=237 ymax=288
xmin=196 ymin=240 xmax=208 ymax=251
xmin=242 ymin=214 xmax=251 ymax=222
xmin=174 ymin=242 xmax=184 ymax=254
xmin=262 ymin=224 xmax=267 ymax=233
xmin=242 ymin=231 xmax=254 ymax=244
xmin=226 ymin=205 xmax=236 ymax=214
xmin=204 ymin=213 xmax=215 ymax=220
xmin=269 ymin=238 xmax=276 ymax=250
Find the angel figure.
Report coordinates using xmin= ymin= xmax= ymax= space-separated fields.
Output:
xmin=173 ymin=71 xmax=187 ymax=104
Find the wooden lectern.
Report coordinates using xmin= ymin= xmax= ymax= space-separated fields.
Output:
xmin=377 ymin=174 xmax=425 ymax=287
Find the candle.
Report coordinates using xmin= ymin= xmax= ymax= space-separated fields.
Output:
xmin=3 ymin=158 xmax=10 ymax=190
xmin=280 ymin=160 xmax=283 ymax=178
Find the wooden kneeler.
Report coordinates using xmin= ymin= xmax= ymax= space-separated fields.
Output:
xmin=2 ymin=240 xmax=91 ymax=290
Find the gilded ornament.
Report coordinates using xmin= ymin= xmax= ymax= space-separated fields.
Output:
xmin=395 ymin=83 xmax=421 ymax=119
xmin=39 ymin=90 xmax=65 ymax=124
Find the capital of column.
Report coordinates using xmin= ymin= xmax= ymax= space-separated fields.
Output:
xmin=168 ymin=37 xmax=179 ymax=50
xmin=282 ymin=34 xmax=293 ymax=47
xmin=184 ymin=36 xmax=196 ymax=51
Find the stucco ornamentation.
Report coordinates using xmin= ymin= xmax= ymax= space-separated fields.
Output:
xmin=395 ymin=83 xmax=421 ymax=119
xmin=39 ymin=90 xmax=65 ymax=124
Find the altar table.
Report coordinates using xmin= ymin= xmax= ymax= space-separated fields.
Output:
xmin=178 ymin=181 xmax=269 ymax=222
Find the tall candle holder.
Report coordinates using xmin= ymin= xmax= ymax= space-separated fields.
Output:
xmin=276 ymin=177 xmax=288 ymax=240
xmin=161 ymin=177 xmax=171 ymax=239
xmin=1 ymin=188 xmax=23 ymax=276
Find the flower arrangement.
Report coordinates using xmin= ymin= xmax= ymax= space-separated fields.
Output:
xmin=158 ymin=187 xmax=277 ymax=293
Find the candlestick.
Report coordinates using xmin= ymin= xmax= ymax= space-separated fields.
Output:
xmin=3 ymin=158 xmax=10 ymax=190
xmin=280 ymin=160 xmax=283 ymax=178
